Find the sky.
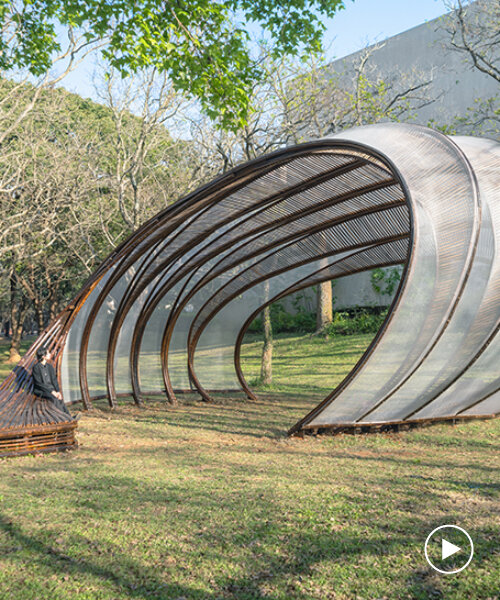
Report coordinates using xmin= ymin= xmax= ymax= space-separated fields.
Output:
xmin=58 ymin=0 xmax=451 ymax=100
xmin=321 ymin=0 xmax=449 ymax=60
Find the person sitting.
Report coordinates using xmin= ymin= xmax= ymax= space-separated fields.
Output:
xmin=32 ymin=347 xmax=76 ymax=421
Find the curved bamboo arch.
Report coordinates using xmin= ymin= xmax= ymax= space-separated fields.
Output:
xmin=0 ymin=124 xmax=498 ymax=456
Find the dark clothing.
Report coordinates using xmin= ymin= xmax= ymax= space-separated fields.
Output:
xmin=32 ymin=361 xmax=72 ymax=420
xmin=32 ymin=362 xmax=59 ymax=399
xmin=49 ymin=396 xmax=71 ymax=416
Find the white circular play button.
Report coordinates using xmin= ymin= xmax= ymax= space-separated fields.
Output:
xmin=424 ymin=525 xmax=474 ymax=574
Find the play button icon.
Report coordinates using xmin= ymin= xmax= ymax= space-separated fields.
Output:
xmin=442 ymin=538 xmax=461 ymax=560
xmin=425 ymin=525 xmax=474 ymax=574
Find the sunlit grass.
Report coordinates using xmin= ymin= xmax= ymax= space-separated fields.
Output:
xmin=240 ymin=332 xmax=373 ymax=395
xmin=0 ymin=335 xmax=498 ymax=599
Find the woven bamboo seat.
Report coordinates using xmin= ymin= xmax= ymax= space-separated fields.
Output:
xmin=0 ymin=353 xmax=77 ymax=457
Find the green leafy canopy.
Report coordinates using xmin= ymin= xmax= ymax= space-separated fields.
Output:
xmin=0 ymin=0 xmax=347 ymax=130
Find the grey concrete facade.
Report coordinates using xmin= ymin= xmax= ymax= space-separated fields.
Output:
xmin=325 ymin=0 xmax=499 ymax=136
xmin=292 ymin=1 xmax=498 ymax=311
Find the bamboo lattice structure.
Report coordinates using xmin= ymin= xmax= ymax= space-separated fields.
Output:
xmin=0 ymin=124 xmax=498 ymax=455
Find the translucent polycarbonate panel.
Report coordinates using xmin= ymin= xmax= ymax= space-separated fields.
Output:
xmin=113 ymin=280 xmax=154 ymax=394
xmin=461 ymin=390 xmax=500 ymax=417
xmin=84 ymin=223 xmax=187 ymax=399
xmin=105 ymin=231 xmax=193 ymax=390
xmin=142 ymin=153 xmax=361 ymax=278
xmin=134 ymin=151 xmax=402 ymax=395
xmin=138 ymin=277 xmax=188 ymax=391
xmin=186 ymin=161 xmax=393 ymax=270
xmin=94 ymin=148 xmax=400 ymax=400
xmin=365 ymin=196 xmax=494 ymax=422
xmin=402 ymin=137 xmax=500 ymax=420
xmin=8 ymin=123 xmax=499 ymax=440
xmin=195 ymin=239 xmax=409 ymax=392
xmin=413 ymin=331 xmax=499 ymax=418
xmin=163 ymin=242 xmax=287 ymax=390
xmin=230 ymin=242 xmax=409 ymax=393
xmin=135 ymin=227 xmax=280 ymax=392
xmin=308 ymin=124 xmax=479 ymax=426
xmin=209 ymin=186 xmax=404 ymax=280
xmin=190 ymin=205 xmax=410 ymax=349
xmin=111 ymin=231 xmax=203 ymax=396
xmin=136 ymin=155 xmax=393 ymax=312
xmin=171 ymin=199 xmax=408 ymax=383
xmin=195 ymin=263 xmax=321 ymax=390
xmin=86 ymin=266 xmax=137 ymax=397
xmin=122 ymin=154 xmax=363 ymax=395
xmin=60 ymin=269 xmax=114 ymax=403
xmin=253 ymin=239 xmax=410 ymax=317
xmin=137 ymin=302 xmax=170 ymax=393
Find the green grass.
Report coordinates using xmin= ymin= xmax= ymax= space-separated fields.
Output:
xmin=0 ymin=335 xmax=498 ymax=599
xmin=240 ymin=332 xmax=374 ymax=395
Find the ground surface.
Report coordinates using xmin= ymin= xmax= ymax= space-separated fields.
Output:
xmin=0 ymin=335 xmax=498 ymax=599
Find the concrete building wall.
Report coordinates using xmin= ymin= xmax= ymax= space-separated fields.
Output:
xmin=288 ymin=1 xmax=498 ymax=312
xmin=325 ymin=1 xmax=498 ymax=135
xmin=282 ymin=267 xmax=400 ymax=314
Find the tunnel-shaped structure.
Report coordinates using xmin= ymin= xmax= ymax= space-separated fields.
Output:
xmin=0 ymin=124 xmax=498 ymax=455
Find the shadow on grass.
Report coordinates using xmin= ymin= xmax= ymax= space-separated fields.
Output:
xmin=0 ymin=499 xmax=429 ymax=600
xmin=1 ymin=501 xmax=497 ymax=600
xmin=83 ymin=395 xmax=313 ymax=440
xmin=0 ymin=513 xmax=205 ymax=600
xmin=77 ymin=395 xmax=500 ymax=459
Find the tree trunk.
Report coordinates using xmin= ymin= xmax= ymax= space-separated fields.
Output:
xmin=8 ymin=302 xmax=28 ymax=364
xmin=260 ymin=304 xmax=273 ymax=385
xmin=316 ymin=280 xmax=333 ymax=333
xmin=49 ymin=293 xmax=59 ymax=323
xmin=36 ymin=307 xmax=45 ymax=334
xmin=7 ymin=274 xmax=28 ymax=363
xmin=8 ymin=316 xmax=25 ymax=363
xmin=259 ymin=279 xmax=273 ymax=385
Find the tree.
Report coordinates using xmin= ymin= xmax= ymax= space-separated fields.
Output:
xmin=283 ymin=45 xmax=436 ymax=139
xmin=260 ymin=282 xmax=273 ymax=385
xmin=0 ymin=75 xmax=201 ymax=362
xmin=0 ymin=19 xmax=106 ymax=260
xmin=0 ymin=88 xmax=101 ymax=360
xmin=95 ymin=66 xmax=206 ymax=234
xmin=438 ymin=0 xmax=499 ymax=137
xmin=0 ymin=21 xmax=105 ymax=148
xmin=444 ymin=0 xmax=499 ymax=84
xmin=316 ymin=275 xmax=333 ymax=334
xmin=282 ymin=47 xmax=436 ymax=331
xmin=0 ymin=0 xmax=348 ymax=130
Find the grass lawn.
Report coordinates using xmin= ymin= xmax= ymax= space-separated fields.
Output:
xmin=0 ymin=334 xmax=498 ymax=599
xmin=240 ymin=332 xmax=374 ymax=397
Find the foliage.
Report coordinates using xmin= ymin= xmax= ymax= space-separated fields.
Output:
xmin=323 ymin=308 xmax=388 ymax=336
xmin=435 ymin=0 xmax=500 ymax=138
xmin=0 ymin=75 xmax=205 ymax=354
xmin=0 ymin=0 xmax=347 ymax=130
xmin=249 ymin=302 xmax=388 ymax=336
xmin=443 ymin=0 xmax=499 ymax=84
xmin=249 ymin=301 xmax=316 ymax=334
xmin=283 ymin=45 xmax=437 ymax=139
xmin=370 ymin=266 xmax=402 ymax=296
xmin=430 ymin=96 xmax=500 ymax=139
xmin=194 ymin=42 xmax=438 ymax=168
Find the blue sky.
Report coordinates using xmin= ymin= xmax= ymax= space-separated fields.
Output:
xmin=59 ymin=0 xmax=450 ymax=100
xmin=321 ymin=0 xmax=449 ymax=60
